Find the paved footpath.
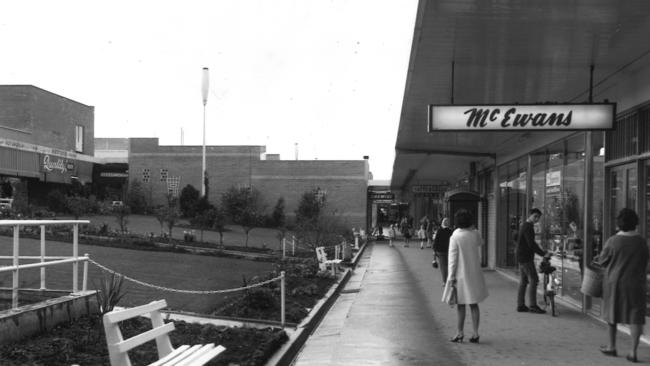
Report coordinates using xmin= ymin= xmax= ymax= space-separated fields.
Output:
xmin=292 ymin=241 xmax=650 ymax=365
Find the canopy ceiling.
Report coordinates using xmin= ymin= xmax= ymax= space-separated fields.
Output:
xmin=392 ymin=0 xmax=650 ymax=189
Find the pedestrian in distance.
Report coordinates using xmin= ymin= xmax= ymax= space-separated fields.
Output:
xmin=596 ymin=208 xmax=648 ymax=363
xmin=516 ymin=208 xmax=550 ymax=314
xmin=424 ymin=216 xmax=436 ymax=248
xmin=446 ymin=209 xmax=488 ymax=344
xmin=388 ymin=223 xmax=397 ymax=247
xmin=400 ymin=216 xmax=411 ymax=247
xmin=417 ymin=224 xmax=427 ymax=249
xmin=433 ymin=217 xmax=453 ymax=287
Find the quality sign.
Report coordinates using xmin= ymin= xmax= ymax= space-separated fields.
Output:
xmin=427 ymin=103 xmax=615 ymax=131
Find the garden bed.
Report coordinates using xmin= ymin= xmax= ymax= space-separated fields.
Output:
xmin=0 ymin=314 xmax=288 ymax=366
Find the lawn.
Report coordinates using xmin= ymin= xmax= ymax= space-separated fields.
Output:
xmin=71 ymin=214 xmax=299 ymax=251
xmin=0 ymin=235 xmax=275 ymax=313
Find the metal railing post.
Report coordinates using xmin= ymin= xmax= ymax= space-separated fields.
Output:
xmin=280 ymin=271 xmax=285 ymax=328
xmin=72 ymin=224 xmax=79 ymax=293
xmin=292 ymin=237 xmax=295 ymax=256
xmin=12 ymin=225 xmax=20 ymax=308
xmin=40 ymin=225 xmax=46 ymax=290
xmin=282 ymin=238 xmax=286 ymax=259
xmin=82 ymin=254 xmax=89 ymax=292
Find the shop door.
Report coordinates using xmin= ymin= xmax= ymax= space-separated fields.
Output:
xmin=609 ymin=163 xmax=638 ymax=234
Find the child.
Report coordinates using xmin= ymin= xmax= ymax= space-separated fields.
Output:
xmin=388 ymin=223 xmax=396 ymax=247
xmin=417 ymin=224 xmax=427 ymax=249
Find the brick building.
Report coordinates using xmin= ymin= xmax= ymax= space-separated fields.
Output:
xmin=0 ymin=85 xmax=96 ymax=207
xmin=97 ymin=138 xmax=369 ymax=228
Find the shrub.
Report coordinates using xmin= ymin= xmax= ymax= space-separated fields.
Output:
xmin=47 ymin=189 xmax=67 ymax=213
xmin=179 ymin=184 xmax=200 ymax=217
xmin=94 ymin=272 xmax=126 ymax=314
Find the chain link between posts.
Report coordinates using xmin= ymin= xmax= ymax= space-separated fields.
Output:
xmin=86 ymin=258 xmax=282 ymax=295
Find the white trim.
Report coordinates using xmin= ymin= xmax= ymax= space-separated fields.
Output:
xmin=131 ymin=152 xmax=254 ymax=157
xmin=0 ymin=136 xmax=98 ymax=163
xmin=252 ymin=175 xmax=366 ymax=180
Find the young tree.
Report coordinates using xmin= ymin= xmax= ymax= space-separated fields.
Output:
xmin=153 ymin=205 xmax=166 ymax=237
xmin=112 ymin=205 xmax=131 ymax=234
xmin=293 ymin=188 xmax=348 ymax=250
xmin=221 ymin=186 xmax=267 ymax=247
xmin=191 ymin=207 xmax=216 ymax=242
xmin=212 ymin=205 xmax=227 ymax=247
xmin=126 ymin=180 xmax=148 ymax=214
xmin=164 ymin=195 xmax=180 ymax=238
xmin=271 ymin=197 xmax=286 ymax=227
xmin=271 ymin=197 xmax=287 ymax=247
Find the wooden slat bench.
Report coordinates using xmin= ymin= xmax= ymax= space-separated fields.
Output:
xmin=316 ymin=246 xmax=342 ymax=275
xmin=103 ymin=300 xmax=225 ymax=366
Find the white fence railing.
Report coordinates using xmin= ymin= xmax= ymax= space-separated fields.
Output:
xmin=0 ymin=220 xmax=90 ymax=308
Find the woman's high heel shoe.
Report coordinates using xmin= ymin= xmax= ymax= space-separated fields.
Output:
xmin=449 ymin=335 xmax=464 ymax=343
xmin=469 ymin=336 xmax=480 ymax=343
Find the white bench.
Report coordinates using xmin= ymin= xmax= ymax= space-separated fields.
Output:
xmin=103 ymin=300 xmax=225 ymax=366
xmin=316 ymin=246 xmax=342 ymax=275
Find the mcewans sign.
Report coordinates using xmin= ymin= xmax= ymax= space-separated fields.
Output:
xmin=427 ymin=103 xmax=615 ymax=131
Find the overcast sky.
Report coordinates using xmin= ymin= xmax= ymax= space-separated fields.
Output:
xmin=1 ymin=0 xmax=417 ymax=180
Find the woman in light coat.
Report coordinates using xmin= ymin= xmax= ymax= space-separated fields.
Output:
xmin=447 ymin=209 xmax=488 ymax=343
xmin=597 ymin=208 xmax=648 ymax=362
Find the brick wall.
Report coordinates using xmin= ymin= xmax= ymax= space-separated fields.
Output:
xmin=127 ymin=138 xmax=368 ymax=228
xmin=0 ymin=85 xmax=94 ymax=155
xmin=252 ymin=160 xmax=368 ymax=228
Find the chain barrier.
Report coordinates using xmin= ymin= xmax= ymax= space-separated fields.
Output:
xmin=87 ymin=258 xmax=282 ymax=295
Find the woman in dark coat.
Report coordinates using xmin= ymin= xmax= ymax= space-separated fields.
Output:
xmin=597 ymin=208 xmax=648 ymax=362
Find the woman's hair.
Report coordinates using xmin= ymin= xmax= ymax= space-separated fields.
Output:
xmin=454 ymin=209 xmax=473 ymax=228
xmin=616 ymin=208 xmax=638 ymax=231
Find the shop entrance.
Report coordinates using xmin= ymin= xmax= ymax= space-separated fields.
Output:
xmin=609 ymin=162 xmax=638 ymax=233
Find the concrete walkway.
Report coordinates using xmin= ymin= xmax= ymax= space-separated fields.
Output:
xmin=292 ymin=241 xmax=650 ymax=365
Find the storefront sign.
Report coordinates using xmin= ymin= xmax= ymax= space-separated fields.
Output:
xmin=427 ymin=103 xmax=615 ymax=131
xmin=369 ymin=192 xmax=395 ymax=200
xmin=546 ymin=170 xmax=561 ymax=186
xmin=412 ymin=184 xmax=449 ymax=194
xmin=43 ymin=154 xmax=73 ymax=173
xmin=100 ymin=172 xmax=129 ymax=178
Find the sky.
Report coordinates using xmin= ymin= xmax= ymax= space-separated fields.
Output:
xmin=0 ymin=0 xmax=417 ymax=180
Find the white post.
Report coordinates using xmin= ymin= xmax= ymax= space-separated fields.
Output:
xmin=280 ymin=271 xmax=285 ymax=328
xmin=72 ymin=224 xmax=79 ymax=293
xmin=40 ymin=225 xmax=46 ymax=290
xmin=282 ymin=238 xmax=286 ymax=259
xmin=201 ymin=67 xmax=209 ymax=197
xmin=354 ymin=235 xmax=359 ymax=250
xmin=292 ymin=237 xmax=295 ymax=256
xmin=12 ymin=225 xmax=19 ymax=309
xmin=82 ymin=253 xmax=89 ymax=292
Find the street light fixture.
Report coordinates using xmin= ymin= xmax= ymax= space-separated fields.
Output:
xmin=201 ymin=67 xmax=209 ymax=197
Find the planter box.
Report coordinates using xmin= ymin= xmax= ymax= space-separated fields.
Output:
xmin=0 ymin=290 xmax=98 ymax=345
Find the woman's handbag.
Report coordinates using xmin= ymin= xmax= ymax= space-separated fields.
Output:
xmin=442 ymin=281 xmax=457 ymax=307
xmin=580 ymin=263 xmax=603 ymax=298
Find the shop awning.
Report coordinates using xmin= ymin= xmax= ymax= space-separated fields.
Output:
xmin=392 ymin=0 xmax=650 ymax=189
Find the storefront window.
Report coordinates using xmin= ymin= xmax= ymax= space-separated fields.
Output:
xmin=531 ymin=151 xmax=547 ymax=249
xmin=497 ymin=158 xmax=527 ymax=268
xmin=562 ymin=134 xmax=586 ymax=305
xmin=588 ymin=132 xmax=605 ymax=315
xmin=543 ymin=141 xmax=565 ymax=258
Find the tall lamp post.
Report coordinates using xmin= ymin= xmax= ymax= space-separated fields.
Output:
xmin=201 ymin=67 xmax=209 ymax=197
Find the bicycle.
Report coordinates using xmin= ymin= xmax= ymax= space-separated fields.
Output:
xmin=539 ymin=255 xmax=560 ymax=317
